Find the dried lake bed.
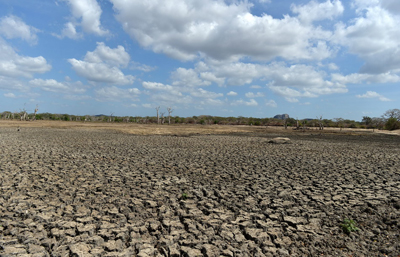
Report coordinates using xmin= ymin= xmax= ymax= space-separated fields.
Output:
xmin=0 ymin=125 xmax=399 ymax=256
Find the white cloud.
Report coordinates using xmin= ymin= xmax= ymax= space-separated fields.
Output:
xmin=191 ymin=88 xmax=223 ymax=98
xmin=250 ymin=85 xmax=262 ymax=89
xmin=269 ymin=86 xmax=314 ymax=102
xmin=0 ymin=76 xmax=29 ymax=92
xmin=29 ymin=79 xmax=86 ymax=94
xmin=333 ymin=5 xmax=400 ymax=74
xmin=95 ymin=86 xmax=140 ymax=102
xmin=171 ymin=68 xmax=211 ymax=88
xmin=356 ymin=91 xmax=391 ymax=101
xmin=56 ymin=22 xmax=81 ymax=39
xmin=0 ymin=38 xmax=51 ymax=78
xmin=64 ymin=0 xmax=109 ymax=37
xmin=68 ymin=42 xmax=134 ymax=84
xmin=245 ymin=92 xmax=264 ymax=98
xmin=143 ymin=81 xmax=176 ymax=92
xmin=227 ymin=91 xmax=237 ymax=96
xmin=328 ymin=63 xmax=339 ymax=70
xmin=291 ymin=0 xmax=344 ymax=24
xmin=0 ymin=15 xmax=39 ymax=44
xmin=131 ymin=62 xmax=156 ymax=72
xmin=265 ymin=99 xmax=277 ymax=108
xmin=4 ymin=92 xmax=16 ymax=98
xmin=111 ymin=0 xmax=334 ymax=61
xmin=332 ymin=72 xmax=400 ymax=84
xmin=142 ymin=103 xmax=153 ymax=108
xmin=85 ymin=42 xmax=130 ymax=68
xmin=381 ymin=0 xmax=400 ymax=14
xmin=232 ymin=99 xmax=258 ymax=106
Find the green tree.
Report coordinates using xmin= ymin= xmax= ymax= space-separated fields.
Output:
xmin=385 ymin=117 xmax=400 ymax=131
xmin=362 ymin=116 xmax=372 ymax=126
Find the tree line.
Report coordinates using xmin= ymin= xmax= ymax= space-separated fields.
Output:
xmin=1 ymin=108 xmax=399 ymax=131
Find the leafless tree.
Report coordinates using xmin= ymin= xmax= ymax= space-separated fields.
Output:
xmin=155 ymin=106 xmax=160 ymax=124
xmin=31 ymin=105 xmax=39 ymax=121
xmin=167 ymin=107 xmax=173 ymax=125
xmin=333 ymin=117 xmax=344 ymax=131
xmin=161 ymin=112 xmax=165 ymax=124
xmin=109 ymin=112 xmax=114 ymax=122
xmin=317 ymin=115 xmax=324 ymax=130
xmin=371 ymin=117 xmax=384 ymax=132
xmin=283 ymin=118 xmax=287 ymax=129
xmin=20 ymin=105 xmax=27 ymax=121
xmin=382 ymin=109 xmax=400 ymax=120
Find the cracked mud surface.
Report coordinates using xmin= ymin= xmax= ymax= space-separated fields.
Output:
xmin=0 ymin=127 xmax=399 ymax=256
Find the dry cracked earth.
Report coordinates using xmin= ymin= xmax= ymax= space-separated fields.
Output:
xmin=0 ymin=127 xmax=399 ymax=256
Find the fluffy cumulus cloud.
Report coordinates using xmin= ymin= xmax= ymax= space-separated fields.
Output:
xmin=95 ymin=86 xmax=140 ymax=102
xmin=179 ymin=60 xmax=348 ymax=102
xmin=232 ymin=98 xmax=258 ymax=106
xmin=111 ymin=0 xmax=334 ymax=62
xmin=227 ymin=91 xmax=237 ymax=96
xmin=0 ymin=15 xmax=39 ymax=44
xmin=265 ymin=63 xmax=347 ymax=99
xmin=29 ymin=79 xmax=87 ymax=94
xmin=0 ymin=38 xmax=51 ymax=79
xmin=265 ymin=99 xmax=277 ymax=108
xmin=334 ymin=2 xmax=400 ymax=74
xmin=245 ymin=92 xmax=264 ymax=98
xmin=331 ymin=72 xmax=400 ymax=84
xmin=356 ymin=91 xmax=391 ymax=101
xmin=190 ymin=88 xmax=223 ymax=98
xmin=171 ymin=68 xmax=211 ymax=89
xmin=142 ymin=81 xmax=189 ymax=105
xmin=4 ymin=92 xmax=16 ymax=98
xmin=58 ymin=0 xmax=108 ymax=39
xmin=68 ymin=42 xmax=134 ymax=84
xmin=291 ymin=0 xmax=344 ymax=24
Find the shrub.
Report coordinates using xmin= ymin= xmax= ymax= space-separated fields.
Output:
xmin=341 ymin=218 xmax=359 ymax=234
xmin=385 ymin=117 xmax=400 ymax=131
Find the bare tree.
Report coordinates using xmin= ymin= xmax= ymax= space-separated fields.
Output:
xmin=20 ymin=105 xmax=27 ymax=121
xmin=160 ymin=112 xmax=165 ymax=124
xmin=382 ymin=109 xmax=400 ymax=120
xmin=109 ymin=112 xmax=114 ymax=122
xmin=155 ymin=106 xmax=160 ymax=124
xmin=31 ymin=105 xmax=39 ymax=121
xmin=167 ymin=107 xmax=173 ymax=125
xmin=317 ymin=115 xmax=324 ymax=130
xmin=371 ymin=117 xmax=384 ymax=132
xmin=333 ymin=117 xmax=344 ymax=131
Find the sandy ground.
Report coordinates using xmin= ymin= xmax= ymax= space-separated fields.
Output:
xmin=1 ymin=120 xmax=399 ymax=136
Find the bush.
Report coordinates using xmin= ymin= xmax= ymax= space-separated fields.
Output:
xmin=385 ymin=117 xmax=400 ymax=131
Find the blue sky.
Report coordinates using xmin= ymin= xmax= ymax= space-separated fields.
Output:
xmin=0 ymin=0 xmax=399 ymax=120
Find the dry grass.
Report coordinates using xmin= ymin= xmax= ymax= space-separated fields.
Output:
xmin=1 ymin=120 xmax=399 ymax=136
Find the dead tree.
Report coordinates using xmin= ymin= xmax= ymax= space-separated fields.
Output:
xmin=20 ymin=107 xmax=27 ymax=121
xmin=167 ymin=107 xmax=173 ymax=125
xmin=317 ymin=116 xmax=324 ymax=130
xmin=161 ymin=112 xmax=165 ymax=124
xmin=31 ymin=105 xmax=39 ymax=121
xmin=155 ymin=106 xmax=160 ymax=124
xmin=109 ymin=112 xmax=114 ymax=122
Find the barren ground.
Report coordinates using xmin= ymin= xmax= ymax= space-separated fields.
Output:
xmin=0 ymin=121 xmax=399 ymax=256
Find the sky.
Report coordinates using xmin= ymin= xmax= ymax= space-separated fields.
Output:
xmin=0 ymin=0 xmax=399 ymax=121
